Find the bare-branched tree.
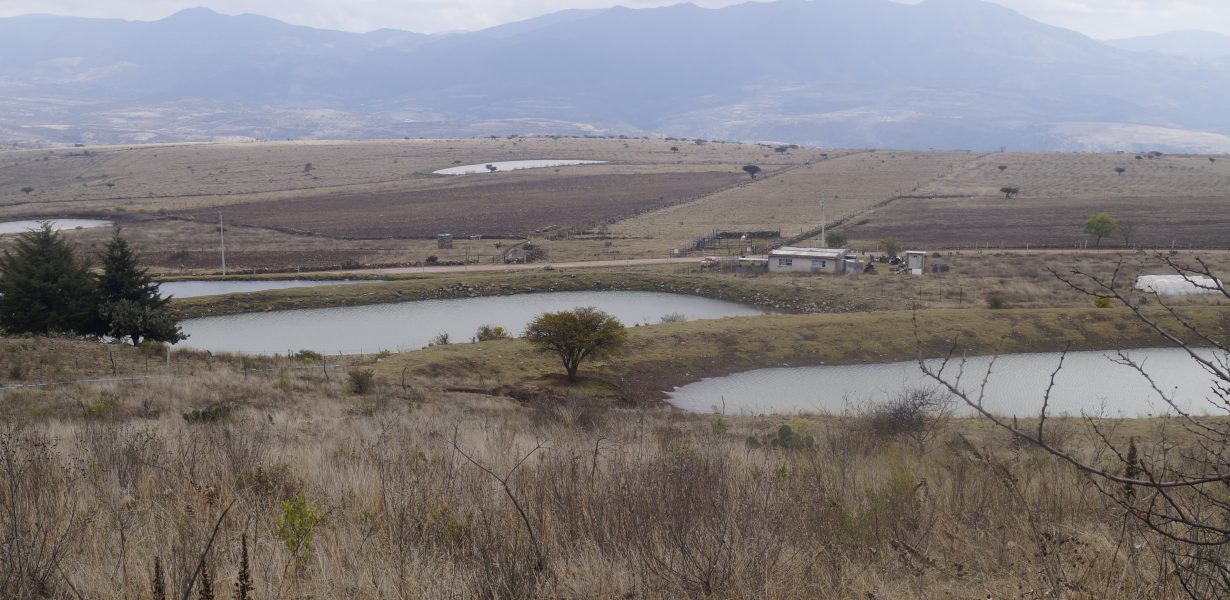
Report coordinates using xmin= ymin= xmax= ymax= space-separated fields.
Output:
xmin=916 ymin=253 xmax=1229 ymax=598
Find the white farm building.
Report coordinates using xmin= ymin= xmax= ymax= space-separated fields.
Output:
xmin=768 ymin=247 xmax=849 ymax=274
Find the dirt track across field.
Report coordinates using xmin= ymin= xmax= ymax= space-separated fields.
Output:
xmin=315 ymin=257 xmax=699 ymax=276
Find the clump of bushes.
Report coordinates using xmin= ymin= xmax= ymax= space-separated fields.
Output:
xmin=746 ymin=425 xmax=815 ymax=450
xmin=863 ymin=388 xmax=953 ymax=452
xmin=138 ymin=340 xmax=167 ymax=358
xmin=347 ymin=368 xmax=376 ymax=395
xmin=183 ymin=402 xmax=234 ymax=423
xmin=294 ymin=349 xmax=323 ymax=363
xmin=83 ymin=390 xmax=119 ymax=419
xmin=659 ymin=312 xmax=687 ymax=324
xmin=1093 ymin=296 xmax=1113 ymax=308
xmin=474 ymin=325 xmax=510 ymax=341
xmin=984 ymin=291 xmax=1008 ymax=309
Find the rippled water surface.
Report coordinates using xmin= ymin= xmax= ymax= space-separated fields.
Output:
xmin=179 ymin=291 xmax=763 ymax=355
xmin=669 ymin=348 xmax=1225 ymax=417
xmin=433 ymin=159 xmax=606 ymax=175
xmin=0 ymin=219 xmax=111 ymax=235
xmin=160 ymin=280 xmax=376 ymax=299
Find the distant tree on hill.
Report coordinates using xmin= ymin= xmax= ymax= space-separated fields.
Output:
xmin=824 ymin=232 xmax=848 ymax=248
xmin=1000 ymin=186 xmax=1019 ymax=199
xmin=1083 ymin=213 xmax=1117 ymax=247
xmin=880 ymin=237 xmax=902 ymax=257
xmin=0 ymin=223 xmax=102 ymax=336
xmin=997 ymin=165 xmax=1008 ymax=173
xmin=486 ymin=164 xmax=498 ymax=172
xmin=742 ymin=165 xmax=761 ymax=179
xmin=1115 ymin=167 xmax=1126 ymax=176
xmin=524 ymin=308 xmax=627 ymax=383
xmin=98 ymin=231 xmax=184 ymax=346
xmin=20 ymin=187 xmax=32 ymax=194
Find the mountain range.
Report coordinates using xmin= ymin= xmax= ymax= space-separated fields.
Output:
xmin=1107 ymin=30 xmax=1230 ymax=60
xmin=3 ymin=0 xmax=1230 ymax=152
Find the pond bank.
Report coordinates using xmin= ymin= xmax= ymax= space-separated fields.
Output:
xmin=380 ymin=306 xmax=1229 ymax=404
xmin=171 ymin=270 xmax=872 ymax=318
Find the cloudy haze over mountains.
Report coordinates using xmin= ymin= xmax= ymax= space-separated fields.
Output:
xmin=4 ymin=0 xmax=1230 ymax=151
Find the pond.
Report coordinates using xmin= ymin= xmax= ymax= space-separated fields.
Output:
xmin=668 ymin=348 xmax=1226 ymax=418
xmin=159 ymin=279 xmax=378 ymax=299
xmin=178 ymin=291 xmax=764 ymax=355
xmin=433 ymin=159 xmax=607 ymax=175
xmin=0 ymin=219 xmax=112 ymax=235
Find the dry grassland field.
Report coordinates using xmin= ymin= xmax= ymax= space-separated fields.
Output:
xmin=2 ymin=138 xmax=1228 ymax=273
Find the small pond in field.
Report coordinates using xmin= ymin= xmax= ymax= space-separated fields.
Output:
xmin=178 ymin=291 xmax=764 ymax=355
xmin=159 ymin=279 xmax=378 ymax=299
xmin=433 ymin=159 xmax=606 ymax=175
xmin=668 ymin=348 xmax=1226 ymax=418
xmin=0 ymin=219 xmax=112 ymax=235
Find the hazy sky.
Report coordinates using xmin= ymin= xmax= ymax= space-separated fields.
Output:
xmin=0 ymin=0 xmax=1227 ymax=39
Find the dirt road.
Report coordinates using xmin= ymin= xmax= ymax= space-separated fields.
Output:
xmin=316 ymin=257 xmax=699 ymax=277
xmin=297 ymin=247 xmax=1229 ymax=278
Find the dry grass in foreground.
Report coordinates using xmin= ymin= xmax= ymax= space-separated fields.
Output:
xmin=0 ymin=361 xmax=1201 ymax=599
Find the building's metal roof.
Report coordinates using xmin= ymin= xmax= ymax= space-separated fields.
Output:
xmin=769 ymin=246 xmax=846 ymax=259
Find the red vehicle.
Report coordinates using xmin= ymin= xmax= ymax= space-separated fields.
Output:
xmin=700 ymin=256 xmax=721 ymax=269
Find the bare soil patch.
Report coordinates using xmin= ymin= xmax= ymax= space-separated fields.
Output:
xmin=844 ymin=195 xmax=1230 ymax=249
xmin=185 ymin=171 xmax=743 ymax=239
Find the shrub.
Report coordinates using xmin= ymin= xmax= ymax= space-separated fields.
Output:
xmin=984 ymin=291 xmax=1008 ymax=309
xmin=475 ymin=324 xmax=510 ymax=341
xmin=863 ymin=388 xmax=953 ymax=452
xmin=768 ymin=425 xmax=814 ymax=450
xmin=659 ymin=312 xmax=687 ymax=324
xmin=347 ymin=368 xmax=376 ymax=395
xmin=294 ymin=349 xmax=323 ymax=363
xmin=83 ymin=390 xmax=119 ymax=419
xmin=138 ymin=340 xmax=167 ymax=357
xmin=278 ymin=494 xmax=321 ymax=562
xmin=374 ymin=349 xmax=393 ymax=359
xmin=1093 ymin=296 xmax=1113 ymax=308
xmin=339 ymin=259 xmax=361 ymax=269
xmin=430 ymin=332 xmax=450 ymax=346
xmin=425 ymin=255 xmax=439 ymax=265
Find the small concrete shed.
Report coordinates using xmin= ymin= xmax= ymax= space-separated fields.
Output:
xmin=906 ymin=251 xmax=926 ymax=275
xmin=768 ymin=247 xmax=847 ymax=274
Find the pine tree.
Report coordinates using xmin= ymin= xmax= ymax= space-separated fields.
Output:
xmin=0 ymin=223 xmax=102 ymax=335
xmin=98 ymin=230 xmax=185 ymax=345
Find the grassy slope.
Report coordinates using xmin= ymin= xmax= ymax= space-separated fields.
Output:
xmin=381 ymin=307 xmax=1230 ymax=400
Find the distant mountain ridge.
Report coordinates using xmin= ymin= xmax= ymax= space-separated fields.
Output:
xmin=3 ymin=0 xmax=1230 ymax=152
xmin=1107 ymin=30 xmax=1230 ymax=60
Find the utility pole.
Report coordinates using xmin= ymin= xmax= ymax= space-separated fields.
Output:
xmin=819 ymin=193 xmax=826 ymax=247
xmin=219 ymin=212 xmax=227 ymax=276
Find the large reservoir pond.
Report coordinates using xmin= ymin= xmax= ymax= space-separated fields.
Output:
xmin=669 ymin=348 xmax=1224 ymax=418
xmin=179 ymin=291 xmax=763 ymax=355
xmin=433 ymin=159 xmax=606 ymax=175
xmin=0 ymin=219 xmax=111 ymax=235
xmin=160 ymin=279 xmax=376 ymax=299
